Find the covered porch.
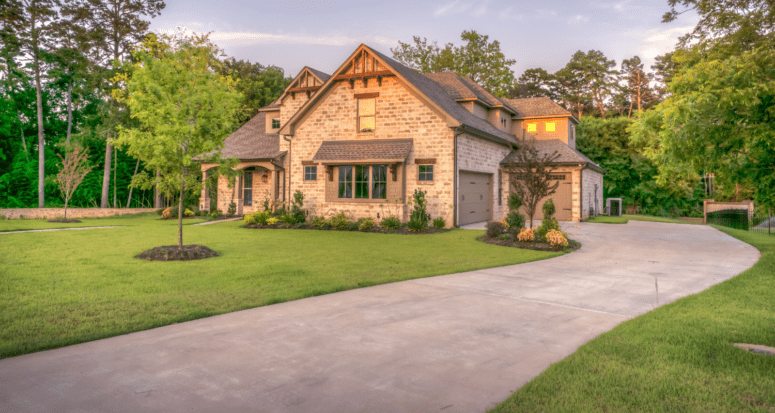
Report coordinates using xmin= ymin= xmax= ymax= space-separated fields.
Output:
xmin=200 ymin=160 xmax=285 ymax=215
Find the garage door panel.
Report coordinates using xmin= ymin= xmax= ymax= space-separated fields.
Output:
xmin=459 ymin=171 xmax=491 ymax=225
xmin=514 ymin=174 xmax=572 ymax=222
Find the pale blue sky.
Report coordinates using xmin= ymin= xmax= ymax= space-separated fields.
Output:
xmin=151 ymin=0 xmax=699 ymax=79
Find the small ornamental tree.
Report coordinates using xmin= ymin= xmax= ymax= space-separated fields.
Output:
xmin=503 ymin=138 xmax=561 ymax=228
xmin=55 ymin=143 xmax=95 ymax=220
xmin=115 ymin=33 xmax=242 ymax=252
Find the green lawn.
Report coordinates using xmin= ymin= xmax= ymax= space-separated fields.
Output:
xmin=490 ymin=225 xmax=775 ymax=412
xmin=584 ymin=214 xmax=699 ymax=225
xmin=0 ymin=212 xmax=209 ymax=232
xmin=0 ymin=214 xmax=563 ymax=359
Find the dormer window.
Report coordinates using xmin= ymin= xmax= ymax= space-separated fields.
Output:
xmin=272 ymin=119 xmax=280 ymax=129
xmin=500 ymin=117 xmax=507 ymax=129
xmin=358 ymin=98 xmax=376 ymax=133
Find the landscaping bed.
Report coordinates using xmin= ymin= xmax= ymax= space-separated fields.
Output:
xmin=477 ymin=234 xmax=581 ymax=252
xmin=135 ymin=244 xmax=219 ymax=261
xmin=243 ymin=221 xmax=448 ymax=235
xmin=47 ymin=218 xmax=82 ymax=223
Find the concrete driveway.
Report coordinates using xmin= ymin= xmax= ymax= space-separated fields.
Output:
xmin=0 ymin=222 xmax=759 ymax=413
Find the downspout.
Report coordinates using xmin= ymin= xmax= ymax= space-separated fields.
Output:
xmin=579 ymin=163 xmax=588 ymax=221
xmin=283 ymin=135 xmax=292 ymax=204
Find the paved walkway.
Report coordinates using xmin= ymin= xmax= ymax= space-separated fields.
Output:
xmin=0 ymin=226 xmax=122 ymax=234
xmin=0 ymin=222 xmax=760 ymax=412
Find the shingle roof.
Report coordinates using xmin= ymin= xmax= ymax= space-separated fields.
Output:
xmin=500 ymin=139 xmax=605 ymax=173
xmin=212 ymin=112 xmax=283 ymax=160
xmin=505 ymin=97 xmax=572 ymax=118
xmin=367 ymin=48 xmax=517 ymax=145
xmin=313 ymin=139 xmax=413 ymax=163
xmin=422 ymin=72 xmax=516 ymax=113
xmin=306 ymin=67 xmax=331 ymax=82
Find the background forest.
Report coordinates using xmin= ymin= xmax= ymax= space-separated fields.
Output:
xmin=2 ymin=0 xmax=772 ymax=217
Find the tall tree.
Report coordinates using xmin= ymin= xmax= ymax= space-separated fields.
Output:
xmin=620 ymin=56 xmax=654 ymax=116
xmin=391 ymin=30 xmax=517 ymax=96
xmin=553 ymin=62 xmax=590 ymax=119
xmin=567 ymin=50 xmax=618 ymax=119
xmin=651 ymin=52 xmax=677 ymax=100
xmin=86 ymin=0 xmax=165 ymax=208
xmin=509 ymin=68 xmax=557 ymax=100
xmin=18 ymin=0 xmax=57 ymax=207
xmin=115 ymin=33 xmax=242 ymax=249
xmin=216 ymin=58 xmax=291 ymax=122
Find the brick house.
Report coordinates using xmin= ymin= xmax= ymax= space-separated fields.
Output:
xmin=199 ymin=44 xmax=604 ymax=226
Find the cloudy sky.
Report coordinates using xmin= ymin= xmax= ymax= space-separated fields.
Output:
xmin=151 ymin=0 xmax=699 ymax=79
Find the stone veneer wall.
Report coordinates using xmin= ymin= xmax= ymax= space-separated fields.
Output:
xmin=581 ymin=168 xmax=604 ymax=220
xmin=456 ymin=133 xmax=512 ymax=223
xmin=0 ymin=208 xmax=155 ymax=220
xmin=514 ymin=118 xmax=573 ymax=148
xmin=281 ymin=76 xmax=454 ymax=226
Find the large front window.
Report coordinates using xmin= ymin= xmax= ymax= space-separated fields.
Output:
xmin=338 ymin=165 xmax=387 ymax=200
xmin=243 ymin=171 xmax=253 ymax=206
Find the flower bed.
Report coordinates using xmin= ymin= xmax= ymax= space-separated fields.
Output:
xmin=477 ymin=234 xmax=581 ymax=252
xmin=243 ymin=221 xmax=449 ymax=235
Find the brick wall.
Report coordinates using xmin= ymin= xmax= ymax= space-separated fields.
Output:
xmin=0 ymin=208 xmax=155 ymax=220
xmin=514 ymin=118 xmax=573 ymax=147
xmin=581 ymin=168 xmax=604 ymax=220
xmin=457 ymin=133 xmax=512 ymax=222
xmin=281 ymin=76 xmax=454 ymax=226
xmin=503 ymin=165 xmax=583 ymax=222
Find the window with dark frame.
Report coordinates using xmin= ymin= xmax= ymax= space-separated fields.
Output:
xmin=304 ymin=166 xmax=317 ymax=181
xmin=358 ymin=98 xmax=375 ymax=132
xmin=337 ymin=165 xmax=387 ymax=199
xmin=418 ymin=165 xmax=434 ymax=181
xmin=271 ymin=118 xmax=280 ymax=129
xmin=243 ymin=171 xmax=253 ymax=206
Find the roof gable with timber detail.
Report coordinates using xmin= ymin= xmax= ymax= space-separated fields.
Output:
xmin=276 ymin=66 xmax=331 ymax=104
xmin=278 ymin=44 xmax=517 ymax=146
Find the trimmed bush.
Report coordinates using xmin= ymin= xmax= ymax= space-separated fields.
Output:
xmin=486 ymin=221 xmax=506 ymax=238
xmin=407 ymin=189 xmax=428 ymax=231
xmin=227 ymin=201 xmax=237 ymax=216
xmin=210 ymin=210 xmax=223 ymax=218
xmin=432 ymin=217 xmax=446 ymax=229
xmin=380 ymin=216 xmax=401 ymax=230
xmin=330 ymin=213 xmax=352 ymax=230
xmin=546 ymin=229 xmax=568 ymax=249
xmin=536 ymin=199 xmax=560 ymax=241
xmin=505 ymin=211 xmax=525 ymax=230
xmin=267 ymin=217 xmax=280 ymax=225
xmin=310 ymin=216 xmax=327 ymax=229
xmin=184 ymin=208 xmax=195 ymax=217
xmin=358 ymin=217 xmax=376 ymax=231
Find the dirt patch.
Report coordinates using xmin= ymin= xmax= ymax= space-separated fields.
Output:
xmin=135 ymin=245 xmax=219 ymax=261
xmin=47 ymin=218 xmax=82 ymax=223
xmin=477 ymin=234 xmax=581 ymax=252
xmin=243 ymin=223 xmax=449 ymax=235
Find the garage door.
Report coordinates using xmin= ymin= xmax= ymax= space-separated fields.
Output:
xmin=516 ymin=173 xmax=573 ymax=221
xmin=459 ymin=171 xmax=491 ymax=225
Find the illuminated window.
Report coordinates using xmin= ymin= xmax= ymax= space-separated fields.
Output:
xmin=527 ymin=123 xmax=537 ymax=133
xmin=546 ymin=122 xmax=556 ymax=132
xmin=358 ymin=98 xmax=375 ymax=132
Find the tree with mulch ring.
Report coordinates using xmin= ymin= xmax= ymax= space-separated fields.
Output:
xmin=115 ymin=33 xmax=241 ymax=261
xmin=135 ymin=245 xmax=219 ymax=261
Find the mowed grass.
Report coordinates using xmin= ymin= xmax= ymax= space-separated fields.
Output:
xmin=490 ymin=225 xmax=775 ymax=413
xmin=0 ymin=214 xmax=562 ymax=358
xmin=0 ymin=212 xmax=208 ymax=232
xmin=585 ymin=214 xmax=699 ymax=225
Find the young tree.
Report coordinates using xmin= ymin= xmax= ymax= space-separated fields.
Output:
xmin=55 ymin=142 xmax=94 ymax=219
xmin=502 ymin=139 xmax=561 ymax=228
xmin=115 ymin=33 xmax=242 ymax=250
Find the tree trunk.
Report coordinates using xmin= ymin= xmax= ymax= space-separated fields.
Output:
xmin=19 ymin=118 xmax=28 ymax=156
xmin=126 ymin=158 xmax=140 ymax=208
xmin=64 ymin=199 xmax=68 ymax=220
xmin=154 ymin=170 xmax=162 ymax=208
xmin=34 ymin=43 xmax=45 ymax=208
xmin=101 ymin=137 xmax=112 ymax=208
xmin=178 ymin=180 xmax=184 ymax=250
xmin=113 ymin=146 xmax=117 ymax=207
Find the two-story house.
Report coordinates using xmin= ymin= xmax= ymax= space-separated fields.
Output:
xmin=199 ymin=44 xmax=604 ymax=226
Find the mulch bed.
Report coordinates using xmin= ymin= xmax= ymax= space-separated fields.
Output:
xmin=243 ymin=222 xmax=449 ymax=235
xmin=477 ymin=234 xmax=582 ymax=252
xmin=135 ymin=245 xmax=219 ymax=261
xmin=47 ymin=218 xmax=82 ymax=223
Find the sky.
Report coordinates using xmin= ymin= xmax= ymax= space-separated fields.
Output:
xmin=150 ymin=0 xmax=700 ymax=79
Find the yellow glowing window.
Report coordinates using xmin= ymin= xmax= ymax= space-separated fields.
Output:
xmin=527 ymin=123 xmax=537 ymax=132
xmin=546 ymin=122 xmax=556 ymax=132
xmin=358 ymin=98 xmax=375 ymax=132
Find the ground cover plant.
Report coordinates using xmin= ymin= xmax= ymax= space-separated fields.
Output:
xmin=0 ymin=214 xmax=565 ymax=358
xmin=489 ymin=226 xmax=775 ymax=412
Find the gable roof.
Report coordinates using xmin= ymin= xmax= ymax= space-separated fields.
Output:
xmin=313 ymin=139 xmax=413 ymax=163
xmin=500 ymin=139 xmax=604 ymax=173
xmin=277 ymin=44 xmax=517 ymax=146
xmin=210 ymin=111 xmax=284 ymax=160
xmin=306 ymin=67 xmax=331 ymax=83
xmin=505 ymin=97 xmax=577 ymax=122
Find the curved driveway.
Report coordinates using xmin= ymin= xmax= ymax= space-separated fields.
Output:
xmin=0 ymin=221 xmax=760 ymax=413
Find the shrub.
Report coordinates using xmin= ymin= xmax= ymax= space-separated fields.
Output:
xmin=254 ymin=211 xmax=270 ymax=225
xmin=432 ymin=217 xmax=446 ymax=229
xmin=508 ymin=193 xmax=523 ymax=211
xmin=155 ymin=208 xmax=165 ymax=216
xmin=546 ymin=229 xmax=568 ymax=249
xmin=536 ymin=199 xmax=560 ymax=241
xmin=267 ymin=217 xmax=280 ymax=225
xmin=244 ymin=213 xmax=257 ymax=225
xmin=486 ymin=221 xmax=506 ymax=238
xmin=184 ymin=208 xmax=195 ymax=217
xmin=210 ymin=210 xmax=223 ymax=218
xmin=227 ymin=201 xmax=237 ymax=216
xmin=505 ymin=211 xmax=525 ymax=230
xmin=273 ymin=206 xmax=287 ymax=217
xmin=279 ymin=212 xmax=297 ymax=225
xmin=348 ymin=221 xmax=360 ymax=231
xmin=517 ymin=228 xmax=536 ymax=242
xmin=358 ymin=217 xmax=375 ymax=231
xmin=407 ymin=189 xmax=428 ymax=231
xmin=310 ymin=216 xmax=327 ymax=229
xmin=161 ymin=207 xmax=173 ymax=219
xmin=290 ymin=190 xmax=306 ymax=224
xmin=330 ymin=213 xmax=352 ymax=230
xmin=380 ymin=216 xmax=401 ymax=230
xmin=498 ymin=233 xmax=511 ymax=240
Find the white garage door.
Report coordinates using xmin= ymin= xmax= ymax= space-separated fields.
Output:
xmin=459 ymin=171 xmax=492 ymax=225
